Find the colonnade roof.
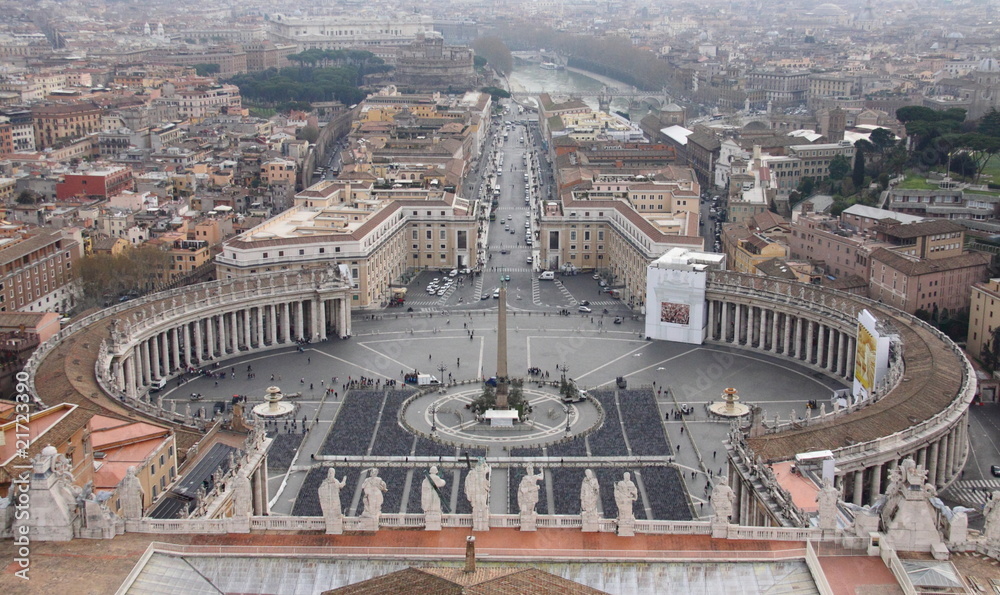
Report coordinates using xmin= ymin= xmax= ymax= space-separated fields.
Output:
xmin=745 ymin=305 xmax=966 ymax=462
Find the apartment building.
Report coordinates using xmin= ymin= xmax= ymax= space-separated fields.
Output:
xmin=217 ymin=180 xmax=479 ymax=308
xmin=968 ymin=278 xmax=1000 ymax=361
xmin=56 ymin=166 xmax=134 ymax=201
xmin=538 ymin=197 xmax=704 ymax=309
xmin=32 ymin=102 xmax=103 ymax=150
xmin=0 ymin=226 xmax=82 ymax=313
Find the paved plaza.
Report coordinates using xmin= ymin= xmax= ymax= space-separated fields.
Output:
xmin=158 ymin=303 xmax=846 ymax=522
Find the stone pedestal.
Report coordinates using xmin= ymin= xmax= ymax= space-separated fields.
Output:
xmin=617 ymin=516 xmax=635 ymax=537
xmin=582 ymin=511 xmax=601 ymax=533
xmin=520 ymin=512 xmax=537 ymax=532
xmin=711 ymin=520 xmax=730 ymax=539
xmin=325 ymin=515 xmax=344 ymax=535
xmin=361 ymin=515 xmax=379 ymax=532
xmin=472 ymin=510 xmax=490 ymax=532
xmin=229 ymin=515 xmax=251 ymax=534
xmin=425 ymin=511 xmax=442 ymax=531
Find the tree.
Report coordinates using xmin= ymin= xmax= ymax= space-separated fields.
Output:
xmin=828 ymin=155 xmax=851 ymax=182
xmin=15 ymin=190 xmax=39 ymax=205
xmin=797 ymin=176 xmax=815 ymax=197
xmin=194 ymin=63 xmax=221 ymax=77
xmin=297 ymin=125 xmax=319 ymax=143
xmin=852 ymin=148 xmax=866 ymax=188
xmin=480 ymin=86 xmax=511 ymax=100
xmin=978 ymin=108 xmax=1000 ymax=138
xmin=471 ymin=36 xmax=513 ymax=76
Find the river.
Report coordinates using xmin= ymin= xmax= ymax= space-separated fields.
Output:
xmin=507 ymin=63 xmax=648 ymax=118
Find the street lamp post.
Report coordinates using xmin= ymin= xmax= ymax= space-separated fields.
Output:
xmin=438 ymin=363 xmax=448 ymax=385
xmin=431 ymin=403 xmax=437 ymax=433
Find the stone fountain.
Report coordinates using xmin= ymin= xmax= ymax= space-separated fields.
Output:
xmin=708 ymin=387 xmax=750 ymax=418
xmin=253 ymin=386 xmax=294 ymax=418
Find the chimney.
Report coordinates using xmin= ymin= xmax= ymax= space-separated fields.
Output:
xmin=464 ymin=536 xmax=476 ymax=573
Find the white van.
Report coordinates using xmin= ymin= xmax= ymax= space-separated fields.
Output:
xmin=539 ymin=271 xmax=555 ymax=280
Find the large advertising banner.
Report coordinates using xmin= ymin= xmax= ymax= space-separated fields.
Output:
xmin=854 ymin=322 xmax=877 ymax=393
xmin=852 ymin=309 xmax=891 ymax=403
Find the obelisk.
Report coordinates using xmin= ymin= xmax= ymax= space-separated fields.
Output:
xmin=496 ymin=280 xmax=509 ymax=408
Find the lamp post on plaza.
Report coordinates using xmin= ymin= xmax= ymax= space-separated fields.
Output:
xmin=438 ymin=362 xmax=448 ymax=386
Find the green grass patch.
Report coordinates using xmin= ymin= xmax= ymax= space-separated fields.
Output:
xmin=896 ymin=175 xmax=937 ymax=190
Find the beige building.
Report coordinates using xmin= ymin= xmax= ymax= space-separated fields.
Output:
xmin=969 ymin=278 xmax=1000 ymax=361
xmin=217 ymin=180 xmax=480 ymax=309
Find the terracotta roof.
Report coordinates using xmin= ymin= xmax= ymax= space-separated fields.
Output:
xmin=875 ymin=219 xmax=965 ymax=239
xmin=750 ymin=210 xmax=788 ymax=232
xmin=871 ymin=248 xmax=990 ymax=276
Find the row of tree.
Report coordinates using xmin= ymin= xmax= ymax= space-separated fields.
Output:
xmin=225 ymin=66 xmax=371 ymax=110
xmin=76 ymin=246 xmax=174 ymax=308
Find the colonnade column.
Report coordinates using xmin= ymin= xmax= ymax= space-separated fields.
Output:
xmin=806 ymin=320 xmax=814 ymax=363
xmin=318 ymin=298 xmax=327 ymax=341
xmin=758 ymin=308 xmax=767 ymax=350
xmin=170 ymin=329 xmax=180 ymax=372
xmin=734 ymin=303 xmax=742 ymax=344
xmin=928 ymin=441 xmax=940 ymax=486
xmin=837 ymin=332 xmax=847 ymax=376
xmin=282 ymin=303 xmax=291 ymax=343
xmin=256 ymin=307 xmax=264 ymax=348
xmin=183 ymin=324 xmax=193 ymax=369
xmin=853 ymin=469 xmax=864 ymax=506
xmin=127 ymin=355 xmax=137 ymax=399
xmin=206 ymin=316 xmax=215 ymax=359
xmin=160 ymin=332 xmax=169 ymax=376
xmin=782 ymin=314 xmax=792 ymax=356
xmin=243 ymin=309 xmax=251 ymax=350
xmin=770 ymin=311 xmax=779 ymax=352
xmin=269 ymin=305 xmax=278 ymax=345
xmin=817 ymin=326 xmax=826 ymax=369
xmin=150 ymin=335 xmax=161 ymax=380
xmin=295 ymin=300 xmax=304 ymax=342
xmin=707 ymin=300 xmax=716 ymax=340
xmin=870 ymin=463 xmax=883 ymax=501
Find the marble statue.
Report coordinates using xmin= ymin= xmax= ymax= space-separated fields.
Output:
xmin=580 ymin=469 xmax=601 ymax=531
xmin=465 ymin=459 xmax=491 ymax=531
xmin=615 ymin=472 xmax=638 ymax=521
xmin=421 ymin=466 xmax=447 ymax=515
xmin=710 ymin=483 xmax=736 ymax=523
xmin=984 ymin=491 xmax=1000 ymax=543
xmin=517 ymin=464 xmax=544 ymax=517
xmin=120 ymin=466 xmax=144 ymax=520
xmin=615 ymin=472 xmax=638 ymax=536
xmin=360 ymin=469 xmax=387 ymax=528
xmin=816 ymin=477 xmax=839 ymax=530
xmin=232 ymin=471 xmax=252 ymax=517
xmin=319 ymin=468 xmax=346 ymax=534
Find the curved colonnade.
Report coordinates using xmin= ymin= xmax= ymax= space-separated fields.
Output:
xmin=24 ymin=269 xmax=973 ymax=523
xmin=25 ymin=270 xmax=353 ymax=454
xmin=707 ymin=271 xmax=974 ymax=517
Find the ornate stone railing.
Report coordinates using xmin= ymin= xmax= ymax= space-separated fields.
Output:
xmin=124 ymin=513 xmax=831 ymax=541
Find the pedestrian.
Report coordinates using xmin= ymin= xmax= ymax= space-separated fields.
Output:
xmin=677 ymin=444 xmax=681 ymax=451
xmin=300 ymin=377 xmax=305 ymax=384
xmin=680 ymin=426 xmax=685 ymax=435
xmin=310 ymin=383 xmax=314 ymax=390
xmin=713 ymin=450 xmax=717 ymax=459
xmin=308 ymin=357 xmax=311 ymax=364
xmin=270 ymin=374 xmax=275 ymax=381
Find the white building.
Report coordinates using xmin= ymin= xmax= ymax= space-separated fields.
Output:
xmin=644 ymin=247 xmax=725 ymax=344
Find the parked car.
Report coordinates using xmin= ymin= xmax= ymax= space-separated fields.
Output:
xmin=578 ymin=306 xmax=592 ymax=313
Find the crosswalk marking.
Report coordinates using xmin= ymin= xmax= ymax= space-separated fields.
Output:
xmin=942 ymin=479 xmax=1000 ymax=509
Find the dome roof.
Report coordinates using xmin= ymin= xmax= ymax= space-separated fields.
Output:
xmin=815 ymin=3 xmax=847 ymax=16
xmin=979 ymin=57 xmax=1000 ymax=73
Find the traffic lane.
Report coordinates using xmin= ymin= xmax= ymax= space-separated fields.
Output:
xmin=966 ymin=403 xmax=1000 ymax=482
